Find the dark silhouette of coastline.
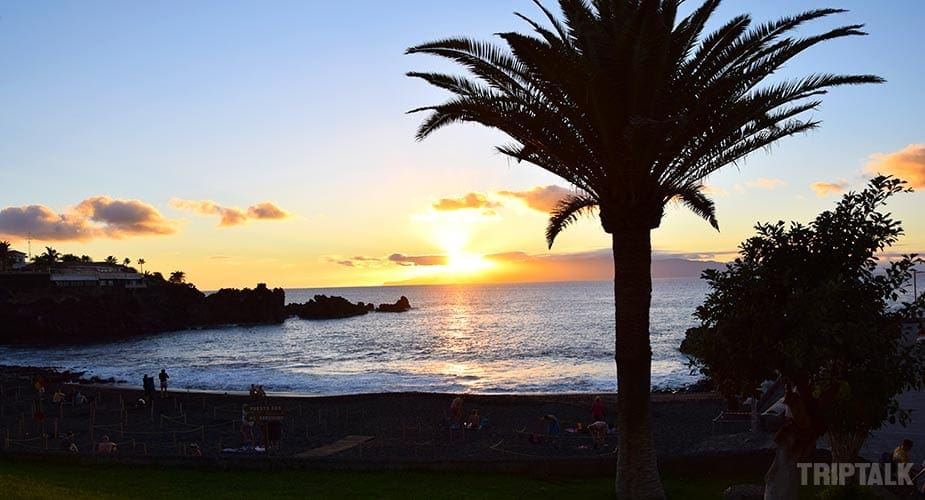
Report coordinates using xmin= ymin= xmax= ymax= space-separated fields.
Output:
xmin=0 ymin=274 xmax=285 ymax=345
xmin=0 ymin=272 xmax=413 ymax=344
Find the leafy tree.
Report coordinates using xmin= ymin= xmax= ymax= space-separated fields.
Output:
xmin=168 ymin=271 xmax=186 ymax=284
xmin=681 ymin=176 xmax=925 ymax=497
xmin=104 ymin=256 xmax=118 ymax=265
xmin=406 ymin=1 xmax=881 ymax=496
xmin=80 ymin=255 xmax=92 ymax=263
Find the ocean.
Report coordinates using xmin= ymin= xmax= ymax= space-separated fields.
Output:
xmin=0 ymin=279 xmax=710 ymax=395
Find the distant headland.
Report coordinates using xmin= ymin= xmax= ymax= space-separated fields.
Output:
xmin=0 ymin=246 xmax=411 ymax=345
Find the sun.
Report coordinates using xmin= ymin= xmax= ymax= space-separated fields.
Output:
xmin=433 ymin=223 xmax=494 ymax=276
xmin=445 ymin=249 xmax=493 ymax=275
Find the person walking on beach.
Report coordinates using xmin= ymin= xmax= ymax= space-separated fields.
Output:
xmin=158 ymin=369 xmax=169 ymax=398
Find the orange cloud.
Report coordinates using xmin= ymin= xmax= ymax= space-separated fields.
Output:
xmin=866 ymin=144 xmax=925 ymax=188
xmin=0 ymin=197 xmax=176 ymax=241
xmin=746 ymin=178 xmax=787 ymax=190
xmin=171 ymin=199 xmax=291 ymax=226
xmin=432 ymin=193 xmax=500 ymax=212
xmin=247 ymin=202 xmax=289 ymax=220
xmin=700 ymin=184 xmax=728 ymax=196
xmin=388 ymin=253 xmax=449 ymax=267
xmin=497 ymin=185 xmax=573 ymax=212
xmin=325 ymin=255 xmax=384 ymax=268
xmin=810 ymin=180 xmax=848 ymax=197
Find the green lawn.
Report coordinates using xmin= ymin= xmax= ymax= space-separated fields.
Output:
xmin=0 ymin=459 xmax=765 ymax=499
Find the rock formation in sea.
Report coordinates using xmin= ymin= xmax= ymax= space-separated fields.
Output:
xmin=376 ymin=295 xmax=412 ymax=313
xmin=285 ymin=295 xmax=374 ymax=320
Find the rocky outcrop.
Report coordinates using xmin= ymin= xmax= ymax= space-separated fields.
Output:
xmin=286 ymin=295 xmax=374 ymax=320
xmin=376 ymin=296 xmax=411 ymax=313
xmin=204 ymin=283 xmax=286 ymax=325
xmin=0 ymin=278 xmax=285 ymax=345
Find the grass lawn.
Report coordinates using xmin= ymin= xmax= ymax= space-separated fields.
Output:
xmin=0 ymin=458 xmax=767 ymax=499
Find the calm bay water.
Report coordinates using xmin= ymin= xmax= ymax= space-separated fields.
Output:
xmin=0 ymin=279 xmax=709 ymax=395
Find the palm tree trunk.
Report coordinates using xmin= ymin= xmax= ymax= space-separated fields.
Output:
xmin=612 ymin=228 xmax=665 ymax=499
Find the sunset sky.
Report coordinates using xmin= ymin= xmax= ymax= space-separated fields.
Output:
xmin=1 ymin=1 xmax=923 ymax=290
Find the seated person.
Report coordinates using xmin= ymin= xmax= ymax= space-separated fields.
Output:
xmin=59 ymin=432 xmax=79 ymax=453
xmin=97 ymin=435 xmax=117 ymax=453
xmin=893 ymin=439 xmax=913 ymax=464
xmin=52 ymin=388 xmax=66 ymax=404
xmin=466 ymin=409 xmax=481 ymax=429
xmin=74 ymin=391 xmax=88 ymax=405
xmin=544 ymin=414 xmax=561 ymax=437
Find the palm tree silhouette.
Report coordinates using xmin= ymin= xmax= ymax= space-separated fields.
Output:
xmin=0 ymin=240 xmax=11 ymax=271
xmin=105 ymin=256 xmax=118 ymax=265
xmin=168 ymin=271 xmax=186 ymax=284
xmin=138 ymin=258 xmax=146 ymax=274
xmin=33 ymin=246 xmax=61 ymax=270
xmin=122 ymin=257 xmax=131 ymax=267
xmin=407 ymin=2 xmax=881 ymax=496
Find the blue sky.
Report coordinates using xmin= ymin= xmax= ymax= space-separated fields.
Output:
xmin=1 ymin=1 xmax=923 ymax=288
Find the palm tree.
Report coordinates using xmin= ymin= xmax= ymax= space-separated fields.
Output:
xmin=33 ymin=246 xmax=61 ymax=268
xmin=104 ymin=255 xmax=118 ymax=265
xmin=80 ymin=255 xmax=92 ymax=263
xmin=407 ymin=2 xmax=881 ymax=497
xmin=138 ymin=258 xmax=146 ymax=274
xmin=0 ymin=240 xmax=11 ymax=271
xmin=168 ymin=271 xmax=186 ymax=284
xmin=123 ymin=257 xmax=131 ymax=267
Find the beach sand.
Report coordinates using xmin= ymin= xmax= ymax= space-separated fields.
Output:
xmin=0 ymin=366 xmax=771 ymax=470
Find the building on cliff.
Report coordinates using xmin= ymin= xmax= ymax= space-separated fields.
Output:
xmin=0 ymin=261 xmax=146 ymax=290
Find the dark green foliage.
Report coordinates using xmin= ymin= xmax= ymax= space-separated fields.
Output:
xmin=682 ymin=176 xmax=925 ymax=440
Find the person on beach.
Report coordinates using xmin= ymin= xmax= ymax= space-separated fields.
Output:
xmin=466 ymin=409 xmax=481 ymax=429
xmin=158 ymin=369 xmax=169 ymax=398
xmin=449 ymin=396 xmax=463 ymax=427
xmin=591 ymin=396 xmax=605 ymax=422
xmin=73 ymin=390 xmax=88 ymax=406
xmin=60 ymin=432 xmax=78 ymax=453
xmin=588 ymin=420 xmax=608 ymax=449
xmin=894 ymin=438 xmax=914 ymax=464
xmin=241 ymin=404 xmax=255 ymax=444
xmin=143 ymin=374 xmax=156 ymax=402
xmin=97 ymin=435 xmax=117 ymax=453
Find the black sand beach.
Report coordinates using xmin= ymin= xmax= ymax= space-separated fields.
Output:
xmin=0 ymin=365 xmax=771 ymax=472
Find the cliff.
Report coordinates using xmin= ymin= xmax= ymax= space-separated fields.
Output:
xmin=0 ymin=277 xmax=285 ymax=345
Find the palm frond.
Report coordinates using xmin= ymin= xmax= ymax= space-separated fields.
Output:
xmin=673 ymin=185 xmax=719 ymax=231
xmin=546 ymin=194 xmax=598 ymax=249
